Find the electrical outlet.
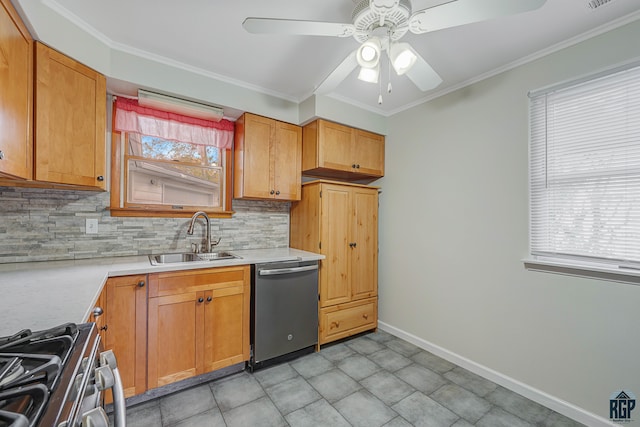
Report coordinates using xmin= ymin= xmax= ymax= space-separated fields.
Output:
xmin=86 ymin=218 xmax=99 ymax=234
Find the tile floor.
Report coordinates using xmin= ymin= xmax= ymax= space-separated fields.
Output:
xmin=118 ymin=330 xmax=585 ymax=427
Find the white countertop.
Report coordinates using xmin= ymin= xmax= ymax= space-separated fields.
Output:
xmin=0 ymin=248 xmax=323 ymax=337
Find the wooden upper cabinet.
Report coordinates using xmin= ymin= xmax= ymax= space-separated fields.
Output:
xmin=353 ymin=129 xmax=385 ymax=178
xmin=0 ymin=0 xmax=33 ymax=180
xmin=234 ymin=113 xmax=302 ymax=201
xmin=302 ymin=119 xmax=384 ymax=181
xmin=34 ymin=42 xmax=106 ymax=189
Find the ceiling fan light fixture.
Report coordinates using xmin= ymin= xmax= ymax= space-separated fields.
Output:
xmin=390 ymin=42 xmax=417 ymax=75
xmin=356 ymin=37 xmax=382 ymax=68
xmin=358 ymin=63 xmax=380 ymax=83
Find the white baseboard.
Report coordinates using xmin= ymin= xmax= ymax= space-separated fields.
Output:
xmin=377 ymin=321 xmax=616 ymax=427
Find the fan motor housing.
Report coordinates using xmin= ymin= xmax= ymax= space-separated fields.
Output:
xmin=351 ymin=0 xmax=412 ymax=42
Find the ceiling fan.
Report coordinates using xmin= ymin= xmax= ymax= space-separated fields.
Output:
xmin=243 ymin=0 xmax=546 ymax=103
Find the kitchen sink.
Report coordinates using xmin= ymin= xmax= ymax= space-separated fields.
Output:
xmin=149 ymin=251 xmax=239 ymax=265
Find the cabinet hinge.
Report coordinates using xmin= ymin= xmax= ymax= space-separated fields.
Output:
xmin=319 ymin=191 xmax=322 ymax=198
xmin=319 ymin=242 xmax=322 ymax=250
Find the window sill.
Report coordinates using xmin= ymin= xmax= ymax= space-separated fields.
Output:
xmin=523 ymin=256 xmax=640 ymax=286
xmin=109 ymin=207 xmax=234 ymax=218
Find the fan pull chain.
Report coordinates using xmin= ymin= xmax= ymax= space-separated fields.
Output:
xmin=387 ymin=49 xmax=392 ymax=94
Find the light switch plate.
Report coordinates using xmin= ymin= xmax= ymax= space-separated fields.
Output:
xmin=86 ymin=218 xmax=99 ymax=234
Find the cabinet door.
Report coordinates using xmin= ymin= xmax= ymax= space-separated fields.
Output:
xmin=235 ymin=113 xmax=274 ymax=199
xmin=317 ymin=120 xmax=353 ymax=172
xmin=319 ymin=184 xmax=352 ymax=306
xmin=273 ymin=121 xmax=302 ymax=200
xmin=351 ymin=188 xmax=379 ymax=300
xmin=0 ymin=0 xmax=32 ymax=179
xmin=148 ymin=291 xmax=201 ymax=388
xmin=354 ymin=130 xmax=385 ymax=177
xmin=104 ymin=275 xmax=147 ymax=398
xmin=202 ymin=280 xmax=250 ymax=372
xmin=34 ymin=43 xmax=106 ymax=189
xmin=148 ymin=266 xmax=250 ymax=389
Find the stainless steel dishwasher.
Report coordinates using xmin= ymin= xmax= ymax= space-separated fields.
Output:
xmin=250 ymin=260 xmax=318 ymax=370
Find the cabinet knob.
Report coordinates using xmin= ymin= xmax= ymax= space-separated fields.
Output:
xmin=92 ymin=307 xmax=103 ymax=317
xmin=138 ymin=280 xmax=145 ymax=287
xmin=97 ymin=176 xmax=104 ymax=182
xmin=356 ymin=164 xmax=360 ymax=169
xmin=206 ymin=296 xmax=212 ymax=302
xmin=270 ymin=190 xmax=275 ymax=195
xmin=0 ymin=150 xmax=4 ymax=160
xmin=275 ymin=190 xmax=280 ymax=195
xmin=363 ymin=314 xmax=369 ymax=319
xmin=352 ymin=163 xmax=356 ymax=168
xmin=99 ymin=324 xmax=108 ymax=331
xmin=331 ymin=321 xmax=340 ymax=329
xmin=198 ymin=297 xmax=204 ymax=303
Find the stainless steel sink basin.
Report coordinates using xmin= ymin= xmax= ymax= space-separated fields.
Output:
xmin=196 ymin=251 xmax=237 ymax=261
xmin=149 ymin=251 xmax=239 ymax=265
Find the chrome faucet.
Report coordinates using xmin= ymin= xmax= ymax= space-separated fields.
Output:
xmin=187 ymin=211 xmax=220 ymax=253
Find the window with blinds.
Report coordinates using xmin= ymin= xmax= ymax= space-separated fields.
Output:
xmin=529 ymin=63 xmax=640 ymax=267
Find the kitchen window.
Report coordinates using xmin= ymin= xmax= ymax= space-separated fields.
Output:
xmin=526 ymin=61 xmax=640 ymax=283
xmin=110 ymin=97 xmax=234 ymax=217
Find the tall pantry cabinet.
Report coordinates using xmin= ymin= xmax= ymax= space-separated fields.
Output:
xmin=290 ymin=181 xmax=379 ymax=345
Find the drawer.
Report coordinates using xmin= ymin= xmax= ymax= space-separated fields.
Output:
xmin=320 ymin=297 xmax=377 ymax=344
xmin=148 ymin=265 xmax=249 ymax=297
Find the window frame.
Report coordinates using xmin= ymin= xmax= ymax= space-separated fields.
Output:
xmin=525 ymin=60 xmax=640 ymax=285
xmin=109 ymin=102 xmax=234 ymax=218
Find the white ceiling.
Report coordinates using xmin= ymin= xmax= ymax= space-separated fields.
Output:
xmin=46 ymin=0 xmax=640 ymax=116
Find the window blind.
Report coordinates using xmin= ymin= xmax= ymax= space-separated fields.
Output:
xmin=529 ymin=63 xmax=640 ymax=266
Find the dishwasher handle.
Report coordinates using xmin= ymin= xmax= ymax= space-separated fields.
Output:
xmin=258 ymin=264 xmax=318 ymax=276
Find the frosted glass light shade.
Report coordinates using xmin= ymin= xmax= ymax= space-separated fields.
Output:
xmin=390 ymin=42 xmax=417 ymax=75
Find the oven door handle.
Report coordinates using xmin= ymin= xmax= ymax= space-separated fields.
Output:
xmin=258 ymin=264 xmax=318 ymax=276
xmin=100 ymin=350 xmax=126 ymax=427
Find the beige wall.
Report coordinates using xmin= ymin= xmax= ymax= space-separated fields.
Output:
xmin=378 ymin=19 xmax=640 ymax=426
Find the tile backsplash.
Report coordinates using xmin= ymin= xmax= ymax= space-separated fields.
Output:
xmin=0 ymin=186 xmax=290 ymax=264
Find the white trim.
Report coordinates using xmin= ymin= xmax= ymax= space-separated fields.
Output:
xmin=377 ymin=320 xmax=618 ymax=427
xmin=42 ymin=0 xmax=640 ymax=116
xmin=43 ymin=0 xmax=299 ymax=103
xmin=523 ymin=257 xmax=640 ymax=286
xmin=384 ymin=10 xmax=640 ymax=117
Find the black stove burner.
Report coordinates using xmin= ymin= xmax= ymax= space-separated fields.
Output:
xmin=0 ymin=324 xmax=80 ymax=427
xmin=0 ymin=354 xmax=62 ymax=390
xmin=0 ymin=383 xmax=48 ymax=427
xmin=0 ymin=324 xmax=77 ymax=352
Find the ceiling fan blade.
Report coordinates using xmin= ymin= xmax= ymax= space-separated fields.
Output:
xmin=409 ymin=0 xmax=546 ymax=34
xmin=404 ymin=48 xmax=443 ymax=92
xmin=315 ymin=50 xmax=358 ymax=95
xmin=243 ymin=18 xmax=355 ymax=37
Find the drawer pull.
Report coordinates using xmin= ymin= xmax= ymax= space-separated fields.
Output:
xmin=363 ymin=314 xmax=369 ymax=319
xmin=330 ymin=321 xmax=340 ymax=329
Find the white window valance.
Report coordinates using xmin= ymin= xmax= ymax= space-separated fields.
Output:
xmin=114 ymin=97 xmax=234 ymax=149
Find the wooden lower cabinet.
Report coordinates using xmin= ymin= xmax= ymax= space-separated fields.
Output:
xmin=147 ymin=266 xmax=250 ymax=389
xmin=319 ymin=297 xmax=377 ymax=345
xmin=89 ymin=275 xmax=148 ymax=403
